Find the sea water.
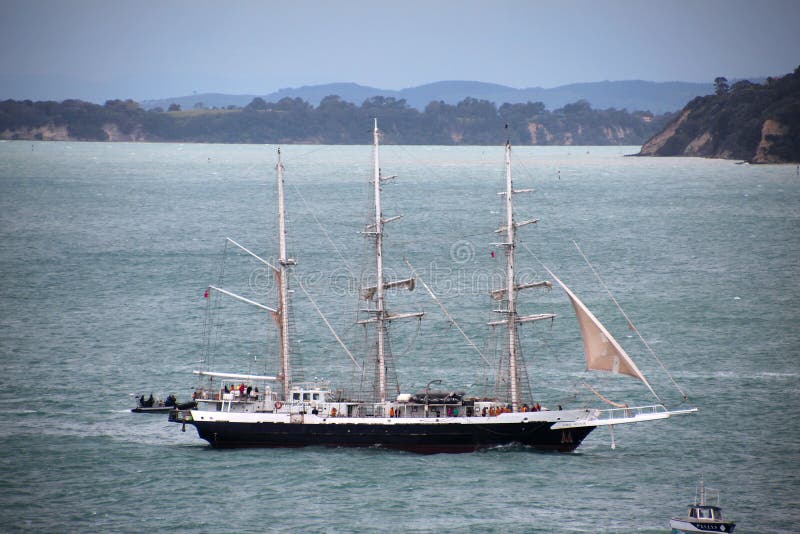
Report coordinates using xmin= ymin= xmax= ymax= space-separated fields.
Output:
xmin=0 ymin=141 xmax=797 ymax=533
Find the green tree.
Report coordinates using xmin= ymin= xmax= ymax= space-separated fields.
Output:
xmin=714 ymin=77 xmax=729 ymax=95
xmin=274 ymin=97 xmax=312 ymax=112
xmin=244 ymin=97 xmax=268 ymax=111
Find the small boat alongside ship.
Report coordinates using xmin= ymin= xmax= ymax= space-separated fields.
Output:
xmin=170 ymin=120 xmax=696 ymax=453
xmin=670 ymin=479 xmax=736 ymax=533
xmin=132 ymin=393 xmax=195 ymax=413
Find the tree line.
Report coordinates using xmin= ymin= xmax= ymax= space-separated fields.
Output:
xmin=0 ymin=95 xmax=673 ymax=146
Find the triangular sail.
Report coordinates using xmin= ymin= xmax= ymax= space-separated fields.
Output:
xmin=546 ymin=269 xmax=659 ymax=399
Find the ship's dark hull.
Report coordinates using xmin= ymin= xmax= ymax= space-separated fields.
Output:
xmin=132 ymin=406 xmax=174 ymax=413
xmin=670 ymin=521 xmax=736 ymax=533
xmin=187 ymin=420 xmax=595 ymax=454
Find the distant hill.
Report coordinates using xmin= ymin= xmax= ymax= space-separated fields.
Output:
xmin=142 ymin=80 xmax=714 ymax=115
xmin=638 ymin=67 xmax=800 ymax=163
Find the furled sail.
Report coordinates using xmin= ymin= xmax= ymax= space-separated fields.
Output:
xmin=361 ymin=277 xmax=415 ymax=301
xmin=545 ymin=269 xmax=658 ymax=398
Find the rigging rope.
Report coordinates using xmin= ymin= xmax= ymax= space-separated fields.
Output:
xmin=392 ymin=313 xmax=423 ymax=357
xmin=572 ymin=240 xmax=689 ymax=401
xmin=290 ymin=181 xmax=357 ymax=279
xmin=295 ymin=276 xmax=362 ymax=371
xmin=583 ymin=381 xmax=629 ymax=408
xmin=405 ymin=258 xmax=491 ymax=366
xmin=206 ymin=239 xmax=231 ymax=374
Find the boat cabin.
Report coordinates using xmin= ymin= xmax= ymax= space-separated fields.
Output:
xmin=289 ymin=384 xmax=330 ymax=405
xmin=191 ymin=370 xmax=278 ymax=412
xmin=687 ymin=505 xmax=724 ymax=521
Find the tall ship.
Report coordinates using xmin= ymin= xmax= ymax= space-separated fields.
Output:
xmin=170 ymin=121 xmax=695 ymax=453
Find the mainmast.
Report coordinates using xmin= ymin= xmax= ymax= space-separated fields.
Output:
xmin=489 ymin=140 xmax=548 ymax=412
xmin=275 ymin=148 xmax=293 ymax=399
xmin=372 ymin=120 xmax=388 ymax=402
xmin=503 ymin=141 xmax=520 ymax=412
xmin=360 ymin=120 xmax=422 ymax=403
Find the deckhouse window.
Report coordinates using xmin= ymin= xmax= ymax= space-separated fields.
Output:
xmin=292 ymin=393 xmax=300 ymax=401
xmin=303 ymin=393 xmax=310 ymax=401
xmin=312 ymin=393 xmax=320 ymax=400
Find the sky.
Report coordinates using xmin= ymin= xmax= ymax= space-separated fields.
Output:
xmin=1 ymin=0 xmax=799 ymax=102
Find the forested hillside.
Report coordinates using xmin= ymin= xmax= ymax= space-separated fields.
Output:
xmin=639 ymin=67 xmax=800 ymax=163
xmin=0 ymin=95 xmax=669 ymax=146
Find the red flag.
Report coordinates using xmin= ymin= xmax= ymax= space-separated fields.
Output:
xmin=203 ymin=289 xmax=209 ymax=298
xmin=490 ymin=250 xmax=495 ymax=258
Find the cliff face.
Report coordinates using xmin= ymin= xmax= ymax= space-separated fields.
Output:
xmin=525 ymin=120 xmax=640 ymax=145
xmin=0 ymin=124 xmax=71 ymax=141
xmin=753 ymin=119 xmax=789 ymax=163
xmin=638 ymin=68 xmax=800 ymax=163
xmin=637 ymin=109 xmax=690 ymax=155
xmin=0 ymin=123 xmax=148 ymax=142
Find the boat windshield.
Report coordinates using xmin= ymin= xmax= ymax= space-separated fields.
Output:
xmin=692 ymin=507 xmax=720 ymax=519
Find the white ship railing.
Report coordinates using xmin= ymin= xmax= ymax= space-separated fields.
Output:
xmin=552 ymin=404 xmax=697 ymax=429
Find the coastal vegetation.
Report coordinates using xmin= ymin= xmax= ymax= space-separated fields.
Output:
xmin=639 ymin=67 xmax=800 ymax=163
xmin=0 ymin=95 xmax=669 ymax=146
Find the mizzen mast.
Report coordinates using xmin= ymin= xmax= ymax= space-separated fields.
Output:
xmin=275 ymin=148 xmax=295 ymax=399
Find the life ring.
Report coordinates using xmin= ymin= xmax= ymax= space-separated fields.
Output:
xmin=274 ymin=401 xmax=283 ymax=409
